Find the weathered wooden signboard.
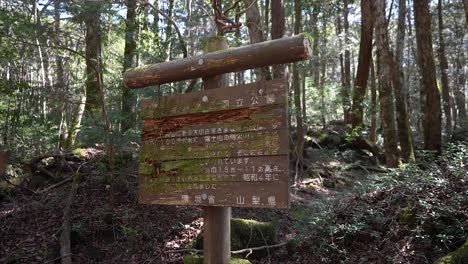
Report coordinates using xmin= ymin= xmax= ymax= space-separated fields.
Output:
xmin=138 ymin=79 xmax=289 ymax=208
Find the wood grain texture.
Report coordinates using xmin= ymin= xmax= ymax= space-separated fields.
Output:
xmin=123 ymin=35 xmax=311 ymax=89
xmin=138 ymin=80 xmax=290 ymax=208
xmin=140 ymin=79 xmax=287 ymax=119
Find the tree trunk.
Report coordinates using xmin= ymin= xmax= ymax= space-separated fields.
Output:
xmin=121 ymin=0 xmax=138 ymax=132
xmin=393 ymin=0 xmax=415 ymax=162
xmin=293 ymin=0 xmax=304 ymax=183
xmin=54 ymin=0 xmax=68 ymax=150
xmin=463 ymin=0 xmax=468 ymax=24
xmin=343 ymin=0 xmax=352 ymax=125
xmin=66 ymin=93 xmax=86 ymax=148
xmin=84 ymin=2 xmax=102 ymax=114
xmin=375 ymin=0 xmax=399 ymax=168
xmin=437 ymin=0 xmax=452 ymax=135
xmin=455 ymin=53 xmax=466 ymax=125
xmin=271 ymin=0 xmax=287 ymax=79
xmin=319 ymin=22 xmax=328 ymax=128
xmin=311 ymin=5 xmax=320 ymax=89
xmin=164 ymin=0 xmax=174 ymax=61
xmin=369 ymin=59 xmax=378 ymax=143
xmin=244 ymin=0 xmax=271 ymax=80
xmin=414 ymin=0 xmax=442 ymax=152
xmin=351 ymin=0 xmax=375 ymax=127
xmin=264 ymin=0 xmax=270 ymax=38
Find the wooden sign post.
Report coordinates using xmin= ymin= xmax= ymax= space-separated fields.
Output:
xmin=202 ymin=37 xmax=230 ymax=264
xmin=124 ymin=35 xmax=311 ymax=264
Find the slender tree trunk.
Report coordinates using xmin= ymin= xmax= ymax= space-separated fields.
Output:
xmin=264 ymin=0 xmax=270 ymax=38
xmin=311 ymin=4 xmax=320 ymax=89
xmin=84 ymin=2 xmax=102 ymax=114
xmin=455 ymin=53 xmax=466 ymax=124
xmin=54 ymin=0 xmax=68 ymax=151
xmin=393 ymin=0 xmax=415 ymax=162
xmin=463 ymin=0 xmax=468 ymax=24
xmin=437 ymin=0 xmax=452 ymax=135
xmin=319 ymin=23 xmax=328 ymax=128
xmin=66 ymin=93 xmax=86 ymax=148
xmin=337 ymin=15 xmax=347 ymax=123
xmin=369 ymin=59 xmax=378 ymax=143
xmin=406 ymin=5 xmax=424 ymax=137
xmin=271 ymin=0 xmax=287 ymax=79
xmin=244 ymin=0 xmax=271 ymax=80
xmin=414 ymin=0 xmax=442 ymax=152
xmin=351 ymin=0 xmax=375 ymax=127
xmin=121 ymin=0 xmax=138 ymax=132
xmin=164 ymin=0 xmax=174 ymax=61
xmin=343 ymin=0 xmax=352 ymax=125
xmin=293 ymin=0 xmax=304 ymax=182
xmin=375 ymin=0 xmax=399 ymax=167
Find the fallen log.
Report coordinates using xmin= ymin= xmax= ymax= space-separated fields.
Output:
xmin=123 ymin=34 xmax=311 ymax=88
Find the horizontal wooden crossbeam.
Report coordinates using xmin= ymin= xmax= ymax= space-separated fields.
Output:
xmin=123 ymin=34 xmax=311 ymax=89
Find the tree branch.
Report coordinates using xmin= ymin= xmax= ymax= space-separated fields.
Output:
xmin=141 ymin=0 xmax=188 ymax=58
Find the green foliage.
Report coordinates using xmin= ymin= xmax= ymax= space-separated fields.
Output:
xmin=292 ymin=142 xmax=468 ymax=263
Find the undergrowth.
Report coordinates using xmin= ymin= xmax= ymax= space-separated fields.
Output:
xmin=292 ymin=142 xmax=468 ymax=264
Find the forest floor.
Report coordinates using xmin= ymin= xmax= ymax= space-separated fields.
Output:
xmin=0 ymin=138 xmax=467 ymax=264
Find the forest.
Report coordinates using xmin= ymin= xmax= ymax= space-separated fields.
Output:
xmin=0 ymin=0 xmax=467 ymax=263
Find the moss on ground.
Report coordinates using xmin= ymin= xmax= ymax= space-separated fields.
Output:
xmin=435 ymin=241 xmax=468 ymax=264
xmin=183 ymin=255 xmax=251 ymax=264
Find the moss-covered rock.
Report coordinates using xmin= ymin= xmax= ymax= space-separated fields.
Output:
xmin=183 ymin=255 xmax=251 ymax=264
xmin=183 ymin=254 xmax=203 ymax=264
xmin=229 ymin=258 xmax=251 ymax=264
xmin=72 ymin=148 xmax=87 ymax=159
xmin=435 ymin=241 xmax=468 ymax=264
xmin=193 ymin=218 xmax=277 ymax=258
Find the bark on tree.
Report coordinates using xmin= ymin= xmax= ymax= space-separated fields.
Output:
xmin=264 ymin=0 xmax=270 ymax=38
xmin=375 ymin=0 xmax=400 ymax=168
xmin=244 ymin=0 xmax=271 ymax=80
xmin=293 ymin=0 xmax=304 ymax=182
xmin=351 ymin=0 xmax=375 ymax=127
xmin=455 ymin=53 xmax=467 ymax=124
xmin=369 ymin=59 xmax=378 ymax=143
xmin=84 ymin=1 xmax=102 ymax=114
xmin=393 ymin=0 xmax=415 ymax=162
xmin=319 ymin=21 xmax=328 ymax=128
xmin=121 ymin=0 xmax=138 ymax=132
xmin=437 ymin=0 xmax=452 ymax=135
xmin=463 ymin=0 xmax=468 ymax=24
xmin=271 ymin=0 xmax=287 ymax=79
xmin=164 ymin=0 xmax=174 ymax=61
xmin=54 ymin=0 xmax=68 ymax=150
xmin=343 ymin=0 xmax=352 ymax=125
xmin=311 ymin=4 xmax=320 ymax=90
xmin=414 ymin=0 xmax=442 ymax=152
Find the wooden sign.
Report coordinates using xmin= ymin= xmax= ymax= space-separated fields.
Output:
xmin=138 ymin=79 xmax=289 ymax=208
